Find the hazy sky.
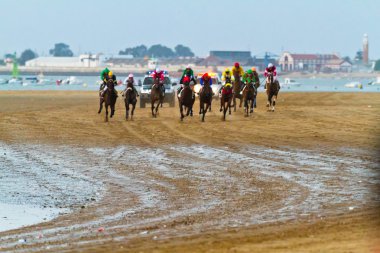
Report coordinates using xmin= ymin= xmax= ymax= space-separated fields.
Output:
xmin=1 ymin=0 xmax=379 ymax=59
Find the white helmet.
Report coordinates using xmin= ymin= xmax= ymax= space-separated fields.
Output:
xmin=128 ymin=73 xmax=134 ymax=78
xmin=268 ymin=63 xmax=274 ymax=68
xmin=155 ymin=68 xmax=160 ymax=73
xmin=186 ymin=64 xmax=191 ymax=69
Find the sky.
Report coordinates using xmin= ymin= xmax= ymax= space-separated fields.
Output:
xmin=0 ymin=0 xmax=379 ymax=59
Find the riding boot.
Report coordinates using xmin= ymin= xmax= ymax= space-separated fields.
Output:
xmin=177 ymin=87 xmax=183 ymax=98
xmin=133 ymin=87 xmax=139 ymax=97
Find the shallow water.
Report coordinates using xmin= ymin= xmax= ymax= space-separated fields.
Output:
xmin=0 ymin=142 xmax=378 ymax=252
xmin=1 ymin=74 xmax=380 ymax=92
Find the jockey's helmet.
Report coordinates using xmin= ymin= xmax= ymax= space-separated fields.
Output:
xmin=108 ymin=71 xmax=113 ymax=77
xmin=225 ymin=68 xmax=230 ymax=73
xmin=234 ymin=62 xmax=240 ymax=68
xmin=202 ymin=73 xmax=209 ymax=80
xmin=128 ymin=73 xmax=134 ymax=78
xmin=155 ymin=68 xmax=160 ymax=73
xmin=268 ymin=63 xmax=274 ymax=68
xmin=225 ymin=83 xmax=232 ymax=88
xmin=251 ymin=67 xmax=256 ymax=72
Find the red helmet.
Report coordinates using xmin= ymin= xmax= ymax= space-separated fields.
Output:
xmin=183 ymin=76 xmax=190 ymax=83
xmin=202 ymin=73 xmax=209 ymax=79
xmin=234 ymin=62 xmax=240 ymax=68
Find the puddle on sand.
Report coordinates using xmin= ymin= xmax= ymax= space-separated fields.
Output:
xmin=0 ymin=203 xmax=64 ymax=232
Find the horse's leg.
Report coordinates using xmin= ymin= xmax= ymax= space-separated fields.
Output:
xmin=250 ymin=98 xmax=254 ymax=114
xmin=239 ymin=96 xmax=243 ymax=108
xmin=126 ymin=102 xmax=129 ymax=120
xmin=155 ymin=100 xmax=160 ymax=117
xmin=223 ymin=102 xmax=228 ymax=121
xmin=233 ymin=96 xmax=237 ymax=112
xmin=151 ymin=100 xmax=155 ymax=117
xmin=110 ymin=102 xmax=115 ymax=118
xmin=131 ymin=103 xmax=135 ymax=120
xmin=105 ymin=105 xmax=108 ymax=122
xmin=179 ymin=102 xmax=184 ymax=121
xmin=98 ymin=98 xmax=103 ymax=114
xmin=228 ymin=98 xmax=232 ymax=115
xmin=202 ymin=103 xmax=208 ymax=122
xmin=272 ymin=94 xmax=277 ymax=112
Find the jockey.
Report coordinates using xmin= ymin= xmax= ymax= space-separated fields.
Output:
xmin=99 ymin=67 xmax=110 ymax=92
xmin=100 ymin=71 xmax=118 ymax=98
xmin=180 ymin=65 xmax=196 ymax=84
xmin=152 ymin=68 xmax=165 ymax=96
xmin=231 ymin=62 xmax=244 ymax=80
xmin=251 ymin=67 xmax=260 ymax=88
xmin=199 ymin=73 xmax=213 ymax=95
xmin=178 ymin=65 xmax=196 ymax=97
xmin=221 ymin=68 xmax=233 ymax=84
xmin=264 ymin=63 xmax=277 ymax=89
xmin=123 ymin=73 xmax=139 ymax=97
xmin=241 ymin=69 xmax=256 ymax=93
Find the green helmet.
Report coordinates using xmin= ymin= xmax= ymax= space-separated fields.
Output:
xmin=247 ymin=69 xmax=253 ymax=74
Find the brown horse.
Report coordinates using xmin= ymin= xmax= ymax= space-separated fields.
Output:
xmin=242 ymin=82 xmax=256 ymax=117
xmin=98 ymin=79 xmax=117 ymax=122
xmin=199 ymin=82 xmax=213 ymax=122
xmin=123 ymin=83 xmax=137 ymax=120
xmin=178 ymin=84 xmax=194 ymax=121
xmin=232 ymin=72 xmax=243 ymax=112
xmin=265 ymin=72 xmax=280 ymax=112
xmin=220 ymin=85 xmax=233 ymax=121
xmin=151 ymin=77 xmax=164 ymax=117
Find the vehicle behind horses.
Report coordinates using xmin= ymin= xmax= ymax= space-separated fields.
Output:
xmin=220 ymin=85 xmax=233 ymax=121
xmin=178 ymin=83 xmax=194 ymax=121
xmin=266 ymin=73 xmax=280 ymax=112
xmin=123 ymin=83 xmax=137 ymax=120
xmin=232 ymin=72 xmax=243 ymax=112
xmin=98 ymin=79 xmax=117 ymax=122
xmin=199 ymin=83 xmax=213 ymax=122
xmin=151 ymin=77 xmax=164 ymax=117
xmin=242 ymin=81 xmax=256 ymax=117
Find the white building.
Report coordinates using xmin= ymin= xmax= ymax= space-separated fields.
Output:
xmin=25 ymin=54 xmax=103 ymax=67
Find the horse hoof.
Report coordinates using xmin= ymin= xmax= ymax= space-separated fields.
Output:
xmin=219 ymin=108 xmax=222 ymax=112
xmin=229 ymin=111 xmax=231 ymax=115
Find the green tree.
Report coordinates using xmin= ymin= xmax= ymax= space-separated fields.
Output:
xmin=119 ymin=45 xmax=147 ymax=58
xmin=19 ymin=49 xmax=37 ymax=65
xmin=174 ymin=44 xmax=194 ymax=57
xmin=354 ymin=50 xmax=363 ymax=62
xmin=374 ymin=59 xmax=380 ymax=71
xmin=147 ymin=44 xmax=175 ymax=58
xmin=49 ymin=43 xmax=73 ymax=57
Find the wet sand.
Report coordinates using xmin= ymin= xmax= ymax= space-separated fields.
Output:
xmin=0 ymin=91 xmax=379 ymax=252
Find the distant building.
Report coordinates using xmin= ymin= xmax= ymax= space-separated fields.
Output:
xmin=209 ymin=51 xmax=252 ymax=62
xmin=278 ymin=52 xmax=341 ymax=72
xmin=363 ymin=34 xmax=369 ymax=65
xmin=324 ymin=59 xmax=352 ymax=72
xmin=25 ymin=54 xmax=103 ymax=68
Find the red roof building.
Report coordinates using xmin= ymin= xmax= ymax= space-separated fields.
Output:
xmin=279 ymin=52 xmax=341 ymax=72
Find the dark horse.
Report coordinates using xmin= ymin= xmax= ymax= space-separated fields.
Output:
xmin=178 ymin=83 xmax=194 ymax=121
xmin=266 ymin=72 xmax=280 ymax=112
xmin=98 ymin=79 xmax=117 ymax=122
xmin=151 ymin=77 xmax=164 ymax=117
xmin=123 ymin=83 xmax=137 ymax=120
xmin=232 ymin=71 xmax=243 ymax=112
xmin=199 ymin=82 xmax=213 ymax=122
xmin=220 ymin=85 xmax=233 ymax=121
xmin=242 ymin=81 xmax=256 ymax=117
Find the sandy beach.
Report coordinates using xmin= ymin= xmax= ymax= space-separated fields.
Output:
xmin=0 ymin=91 xmax=379 ymax=252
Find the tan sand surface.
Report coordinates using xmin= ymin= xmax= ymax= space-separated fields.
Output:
xmin=0 ymin=91 xmax=379 ymax=252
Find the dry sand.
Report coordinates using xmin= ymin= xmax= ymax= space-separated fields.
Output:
xmin=0 ymin=91 xmax=379 ymax=252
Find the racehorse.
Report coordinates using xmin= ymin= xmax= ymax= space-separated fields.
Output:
xmin=178 ymin=83 xmax=194 ymax=121
xmin=151 ymin=77 xmax=164 ymax=117
xmin=242 ymin=81 xmax=256 ymax=117
xmin=199 ymin=82 xmax=213 ymax=122
xmin=232 ymin=71 xmax=243 ymax=112
xmin=265 ymin=72 xmax=280 ymax=112
xmin=123 ymin=83 xmax=137 ymax=120
xmin=98 ymin=79 xmax=117 ymax=122
xmin=220 ymin=85 xmax=233 ymax=121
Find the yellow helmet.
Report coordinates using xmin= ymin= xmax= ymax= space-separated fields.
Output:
xmin=251 ymin=67 xmax=256 ymax=72
xmin=225 ymin=83 xmax=232 ymax=88
xmin=225 ymin=68 xmax=230 ymax=73
xmin=108 ymin=71 xmax=113 ymax=77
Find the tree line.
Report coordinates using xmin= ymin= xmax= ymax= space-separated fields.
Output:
xmin=119 ymin=44 xmax=194 ymax=58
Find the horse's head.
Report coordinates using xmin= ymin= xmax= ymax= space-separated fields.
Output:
xmin=107 ymin=79 xmax=115 ymax=90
